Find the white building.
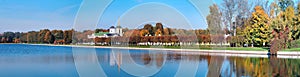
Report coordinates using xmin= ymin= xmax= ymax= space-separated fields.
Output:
xmin=88 ymin=26 xmax=123 ymax=39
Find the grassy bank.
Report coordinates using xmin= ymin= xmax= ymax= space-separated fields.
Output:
xmin=124 ymin=45 xmax=268 ymax=51
xmin=282 ymin=48 xmax=300 ymax=52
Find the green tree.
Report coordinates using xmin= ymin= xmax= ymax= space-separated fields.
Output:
xmin=245 ymin=6 xmax=271 ymax=47
xmin=20 ymin=33 xmax=27 ymax=43
xmin=3 ymin=32 xmax=15 ymax=43
xmin=292 ymin=2 xmax=300 ymax=40
xmin=27 ymin=31 xmax=38 ymax=43
xmin=207 ymin=4 xmax=222 ymax=35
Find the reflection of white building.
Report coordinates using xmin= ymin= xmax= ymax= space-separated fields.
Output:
xmin=88 ymin=26 xmax=123 ymax=38
xmin=110 ymin=51 xmax=122 ymax=72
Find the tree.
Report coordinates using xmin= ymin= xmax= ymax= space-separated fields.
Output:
xmin=143 ymin=24 xmax=154 ymax=35
xmin=292 ymin=2 xmax=300 ymax=40
xmin=64 ymin=30 xmax=74 ymax=44
xmin=245 ymin=6 xmax=271 ymax=47
xmin=44 ymin=31 xmax=54 ymax=44
xmin=38 ymin=29 xmax=50 ymax=43
xmin=163 ymin=28 xmax=171 ymax=36
xmin=3 ymin=32 xmax=15 ymax=43
xmin=52 ymin=30 xmax=64 ymax=40
xmin=207 ymin=4 xmax=223 ymax=34
xmin=95 ymin=29 xmax=106 ymax=33
xmin=155 ymin=29 xmax=163 ymax=36
xmin=27 ymin=31 xmax=38 ymax=43
xmin=221 ymin=0 xmax=238 ymax=36
xmin=155 ymin=23 xmax=164 ymax=35
xmin=139 ymin=29 xmax=149 ymax=36
xmin=20 ymin=33 xmax=27 ymax=43
xmin=278 ymin=0 xmax=294 ymax=11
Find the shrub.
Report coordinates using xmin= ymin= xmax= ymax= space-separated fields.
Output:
xmin=291 ymin=39 xmax=300 ymax=48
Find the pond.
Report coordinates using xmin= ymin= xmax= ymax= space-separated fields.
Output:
xmin=0 ymin=44 xmax=299 ymax=77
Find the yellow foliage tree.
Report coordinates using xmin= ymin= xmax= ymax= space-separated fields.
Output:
xmin=245 ymin=6 xmax=271 ymax=47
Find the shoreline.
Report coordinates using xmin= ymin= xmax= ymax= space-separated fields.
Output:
xmin=25 ymin=44 xmax=300 ymax=56
xmin=1 ymin=43 xmax=300 ymax=56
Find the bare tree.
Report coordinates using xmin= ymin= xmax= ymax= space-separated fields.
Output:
xmin=221 ymin=0 xmax=238 ymax=36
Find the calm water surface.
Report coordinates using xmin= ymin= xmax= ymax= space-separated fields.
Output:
xmin=0 ymin=44 xmax=300 ymax=77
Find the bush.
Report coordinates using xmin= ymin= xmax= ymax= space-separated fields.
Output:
xmin=291 ymin=39 xmax=300 ymax=48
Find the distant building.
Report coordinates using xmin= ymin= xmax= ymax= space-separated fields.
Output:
xmin=88 ymin=26 xmax=123 ymax=38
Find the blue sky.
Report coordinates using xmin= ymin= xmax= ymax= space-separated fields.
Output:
xmin=0 ymin=0 xmax=222 ymax=33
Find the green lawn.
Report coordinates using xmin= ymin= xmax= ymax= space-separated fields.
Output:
xmin=127 ymin=45 xmax=268 ymax=51
xmin=282 ymin=48 xmax=300 ymax=52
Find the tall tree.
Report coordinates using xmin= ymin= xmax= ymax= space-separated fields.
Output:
xmin=52 ymin=30 xmax=64 ymax=40
xmin=27 ymin=31 xmax=38 ymax=43
xmin=3 ymin=32 xmax=15 ymax=43
xmin=38 ymin=29 xmax=50 ymax=43
xmin=44 ymin=31 xmax=55 ymax=44
xmin=293 ymin=2 xmax=300 ymax=40
xmin=20 ymin=33 xmax=27 ymax=43
xmin=64 ymin=30 xmax=74 ymax=44
xmin=245 ymin=6 xmax=271 ymax=47
xmin=143 ymin=24 xmax=154 ymax=36
xmin=155 ymin=23 xmax=164 ymax=35
xmin=207 ymin=4 xmax=223 ymax=35
xmin=221 ymin=0 xmax=238 ymax=36
xmin=278 ymin=0 xmax=294 ymax=11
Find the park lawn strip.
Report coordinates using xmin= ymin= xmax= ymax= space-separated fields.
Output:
xmin=282 ymin=48 xmax=300 ymax=52
xmin=127 ymin=45 xmax=268 ymax=51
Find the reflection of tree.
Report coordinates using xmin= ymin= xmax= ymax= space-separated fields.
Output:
xmin=207 ymin=56 xmax=224 ymax=77
xmin=142 ymin=54 xmax=151 ymax=65
xmin=231 ymin=56 xmax=300 ymax=77
xmin=141 ymin=52 xmax=164 ymax=67
xmin=156 ymin=53 xmax=164 ymax=67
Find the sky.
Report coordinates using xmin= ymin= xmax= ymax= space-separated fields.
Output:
xmin=0 ymin=0 xmax=222 ymax=33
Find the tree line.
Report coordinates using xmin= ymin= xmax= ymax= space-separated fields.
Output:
xmin=0 ymin=29 xmax=74 ymax=44
xmin=206 ymin=0 xmax=300 ymax=52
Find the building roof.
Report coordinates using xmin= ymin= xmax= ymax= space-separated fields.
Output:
xmin=110 ymin=26 xmax=115 ymax=29
xmin=95 ymin=32 xmax=109 ymax=36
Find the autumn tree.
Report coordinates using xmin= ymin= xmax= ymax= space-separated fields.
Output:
xmin=20 ymin=33 xmax=27 ymax=43
xmin=143 ymin=24 xmax=154 ymax=35
xmin=245 ymin=6 xmax=271 ymax=47
xmin=64 ymin=30 xmax=74 ymax=44
xmin=155 ymin=29 xmax=163 ymax=36
xmin=44 ymin=31 xmax=54 ymax=44
xmin=38 ymin=29 xmax=50 ymax=43
xmin=139 ymin=29 xmax=150 ymax=36
xmin=52 ymin=30 xmax=64 ymax=40
xmin=155 ymin=23 xmax=164 ymax=35
xmin=207 ymin=4 xmax=223 ymax=35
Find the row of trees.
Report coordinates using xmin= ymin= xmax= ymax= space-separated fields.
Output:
xmin=94 ymin=34 xmax=243 ymax=46
xmin=0 ymin=29 xmax=73 ymax=44
xmin=207 ymin=0 xmax=300 ymax=51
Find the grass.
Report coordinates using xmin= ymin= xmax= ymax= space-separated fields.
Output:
xmin=282 ymin=48 xmax=300 ymax=52
xmin=126 ymin=45 xmax=268 ymax=51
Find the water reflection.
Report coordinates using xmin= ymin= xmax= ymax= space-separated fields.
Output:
xmin=103 ymin=50 xmax=300 ymax=77
xmin=1 ymin=44 xmax=300 ymax=77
